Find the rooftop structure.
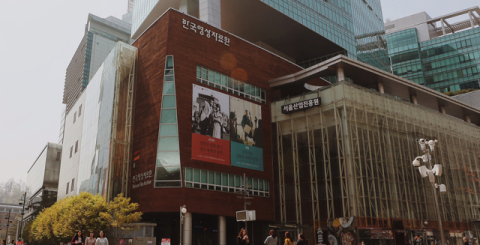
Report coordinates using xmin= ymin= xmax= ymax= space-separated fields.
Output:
xmin=385 ymin=6 xmax=480 ymax=93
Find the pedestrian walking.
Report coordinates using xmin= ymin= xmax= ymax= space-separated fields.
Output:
xmin=464 ymin=237 xmax=469 ymax=245
xmin=96 ymin=231 xmax=109 ymax=245
xmin=414 ymin=236 xmax=422 ymax=245
xmin=284 ymin=232 xmax=294 ymax=245
xmin=237 ymin=229 xmax=249 ymax=245
xmin=85 ymin=231 xmax=96 ymax=245
xmin=72 ymin=230 xmax=84 ymax=245
xmin=297 ymin=233 xmax=306 ymax=245
xmin=264 ymin=230 xmax=277 ymax=245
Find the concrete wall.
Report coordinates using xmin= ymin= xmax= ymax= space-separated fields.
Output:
xmin=385 ymin=12 xmax=434 ymax=42
xmin=57 ymin=91 xmax=86 ymax=200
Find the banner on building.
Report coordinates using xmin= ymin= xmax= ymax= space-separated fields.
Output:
xmin=191 ymin=84 xmax=263 ymax=170
xmin=192 ymin=85 xmax=231 ymax=165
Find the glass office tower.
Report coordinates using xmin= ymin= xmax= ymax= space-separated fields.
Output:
xmin=386 ymin=7 xmax=480 ymax=93
xmin=261 ymin=0 xmax=390 ymax=71
xmin=132 ymin=0 xmax=390 ymax=71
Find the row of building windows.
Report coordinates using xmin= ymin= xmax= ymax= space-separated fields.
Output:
xmin=425 ymin=66 xmax=479 ymax=84
xmin=183 ymin=167 xmax=270 ymax=198
xmin=424 ymin=51 xmax=480 ymax=72
xmin=260 ymin=0 xmax=357 ymax=55
xmin=393 ymin=62 xmax=423 ymax=76
xmin=196 ymin=66 xmax=267 ymax=105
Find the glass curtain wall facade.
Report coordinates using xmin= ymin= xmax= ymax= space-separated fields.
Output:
xmin=77 ymin=42 xmax=137 ymax=200
xmin=352 ymin=0 xmax=390 ymax=71
xmin=388 ymin=27 xmax=480 ymax=92
xmin=261 ymin=0 xmax=389 ymax=70
xmin=272 ymin=82 xmax=480 ymax=242
xmin=154 ymin=55 xmax=182 ymax=187
xmin=386 ymin=29 xmax=424 ymax=85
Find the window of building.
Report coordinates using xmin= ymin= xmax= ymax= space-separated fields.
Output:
xmin=71 ymin=179 xmax=75 ymax=191
xmin=154 ymin=55 xmax=182 ymax=188
xmin=78 ymin=104 xmax=82 ymax=116
xmin=75 ymin=140 xmax=78 ymax=153
xmin=66 ymin=182 xmax=69 ymax=195
xmin=184 ymin=167 xmax=270 ymax=197
xmin=73 ymin=112 xmax=76 ymax=123
xmin=70 ymin=146 xmax=73 ymax=158
xmin=56 ymin=152 xmax=61 ymax=161
xmin=196 ymin=66 xmax=267 ymax=104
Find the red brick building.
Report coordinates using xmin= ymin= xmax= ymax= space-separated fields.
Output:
xmin=130 ymin=9 xmax=303 ymax=245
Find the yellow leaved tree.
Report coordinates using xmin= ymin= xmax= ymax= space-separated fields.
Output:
xmin=24 ymin=192 xmax=141 ymax=245
xmin=100 ymin=194 xmax=143 ymax=245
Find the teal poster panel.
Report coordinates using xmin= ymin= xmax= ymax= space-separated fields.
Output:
xmin=231 ymin=142 xmax=263 ymax=171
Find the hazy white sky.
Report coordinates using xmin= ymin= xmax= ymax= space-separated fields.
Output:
xmin=0 ymin=0 xmax=127 ymax=183
xmin=0 ymin=0 xmax=479 ymax=183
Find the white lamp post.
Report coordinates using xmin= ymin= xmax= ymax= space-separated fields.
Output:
xmin=180 ymin=205 xmax=187 ymax=245
xmin=412 ymin=139 xmax=446 ymax=245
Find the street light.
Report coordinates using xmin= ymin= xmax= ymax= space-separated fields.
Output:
xmin=180 ymin=205 xmax=187 ymax=245
xmin=422 ymin=220 xmax=428 ymax=245
xmin=412 ymin=138 xmax=446 ymax=245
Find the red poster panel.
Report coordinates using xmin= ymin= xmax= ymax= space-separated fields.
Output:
xmin=192 ymin=133 xmax=230 ymax=165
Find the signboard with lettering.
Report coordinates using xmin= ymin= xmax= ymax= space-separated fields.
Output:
xmin=317 ymin=228 xmax=324 ymax=244
xmin=281 ymin=98 xmax=321 ymax=114
xmin=132 ymin=170 xmax=153 ymax=189
xmin=182 ymin=19 xmax=230 ymax=46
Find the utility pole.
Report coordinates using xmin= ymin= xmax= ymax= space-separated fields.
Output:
xmin=18 ymin=192 xmax=27 ymax=241
xmin=5 ymin=210 xmax=11 ymax=241
xmin=236 ymin=174 xmax=253 ymax=231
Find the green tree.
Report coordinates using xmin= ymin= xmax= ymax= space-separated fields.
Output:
xmin=100 ymin=194 xmax=142 ymax=245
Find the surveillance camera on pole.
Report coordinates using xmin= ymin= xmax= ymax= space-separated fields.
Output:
xmin=416 ymin=138 xmax=427 ymax=151
xmin=411 ymin=138 xmax=446 ymax=245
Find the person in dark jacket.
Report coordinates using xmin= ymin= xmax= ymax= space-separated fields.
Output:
xmin=72 ymin=230 xmax=84 ymax=245
xmin=237 ymin=229 xmax=249 ymax=245
xmin=297 ymin=233 xmax=306 ymax=245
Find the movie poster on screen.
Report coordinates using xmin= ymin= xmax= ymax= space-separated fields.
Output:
xmin=230 ymin=97 xmax=263 ymax=171
xmin=192 ymin=84 xmax=231 ymax=165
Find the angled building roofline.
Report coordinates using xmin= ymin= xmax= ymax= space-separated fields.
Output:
xmin=270 ymin=54 xmax=480 ymax=126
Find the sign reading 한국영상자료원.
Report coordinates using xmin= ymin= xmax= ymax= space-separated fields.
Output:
xmin=191 ymin=84 xmax=263 ymax=171
xmin=281 ymin=97 xmax=321 ymax=114
xmin=182 ymin=18 xmax=230 ymax=46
